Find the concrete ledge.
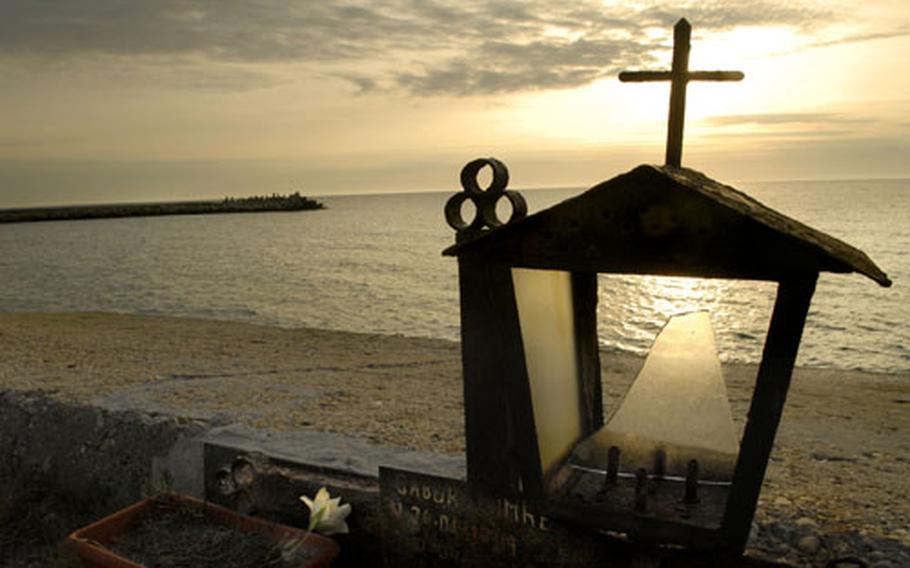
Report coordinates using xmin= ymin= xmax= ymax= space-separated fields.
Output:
xmin=0 ymin=389 xmax=466 ymax=567
xmin=202 ymin=423 xmax=465 ymax=480
xmin=0 ymin=389 xmax=205 ymax=511
xmin=199 ymin=425 xmax=466 ymax=566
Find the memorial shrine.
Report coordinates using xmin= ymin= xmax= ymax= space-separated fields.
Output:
xmin=442 ymin=18 xmax=891 ymax=556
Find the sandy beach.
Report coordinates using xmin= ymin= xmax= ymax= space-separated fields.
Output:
xmin=1 ymin=311 xmax=908 ymax=564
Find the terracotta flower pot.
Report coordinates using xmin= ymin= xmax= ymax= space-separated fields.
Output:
xmin=67 ymin=494 xmax=339 ymax=568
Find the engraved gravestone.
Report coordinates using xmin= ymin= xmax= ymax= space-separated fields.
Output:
xmin=379 ymin=466 xmax=608 ymax=567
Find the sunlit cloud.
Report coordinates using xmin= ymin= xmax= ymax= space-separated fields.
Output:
xmin=0 ymin=0 xmax=858 ymax=97
xmin=705 ymin=112 xmax=866 ymax=126
xmin=804 ymin=25 xmax=910 ymax=49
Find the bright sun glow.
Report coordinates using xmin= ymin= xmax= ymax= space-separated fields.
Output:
xmin=686 ymin=26 xmax=806 ymax=124
xmin=640 ymin=276 xmax=706 ymax=320
xmin=498 ymin=25 xmax=828 ymax=151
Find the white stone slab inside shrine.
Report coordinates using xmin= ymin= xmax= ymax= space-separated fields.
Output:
xmin=572 ymin=311 xmax=739 ymax=479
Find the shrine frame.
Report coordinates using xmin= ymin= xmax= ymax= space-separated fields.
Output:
xmin=455 ymin=253 xmax=816 ymax=552
xmin=445 ymin=161 xmax=890 ymax=554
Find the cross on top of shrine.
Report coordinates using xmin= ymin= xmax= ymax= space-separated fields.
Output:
xmin=619 ymin=18 xmax=744 ymax=167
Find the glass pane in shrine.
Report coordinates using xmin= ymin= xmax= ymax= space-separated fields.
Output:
xmin=511 ymin=267 xmax=582 ymax=477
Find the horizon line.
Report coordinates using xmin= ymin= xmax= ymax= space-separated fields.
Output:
xmin=3 ymin=175 xmax=909 ymax=210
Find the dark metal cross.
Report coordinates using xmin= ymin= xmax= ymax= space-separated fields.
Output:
xmin=619 ymin=18 xmax=743 ymax=167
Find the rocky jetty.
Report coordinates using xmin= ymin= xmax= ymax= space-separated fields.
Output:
xmin=0 ymin=192 xmax=324 ymax=224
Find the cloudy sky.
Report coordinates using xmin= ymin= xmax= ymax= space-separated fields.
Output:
xmin=1 ymin=0 xmax=908 ymax=207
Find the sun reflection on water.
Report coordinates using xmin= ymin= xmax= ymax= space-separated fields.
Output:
xmin=597 ymin=274 xmax=777 ymax=363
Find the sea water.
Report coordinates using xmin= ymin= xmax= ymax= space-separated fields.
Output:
xmin=1 ymin=178 xmax=907 ymax=373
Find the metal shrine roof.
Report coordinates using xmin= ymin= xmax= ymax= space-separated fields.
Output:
xmin=444 ymin=164 xmax=891 ymax=287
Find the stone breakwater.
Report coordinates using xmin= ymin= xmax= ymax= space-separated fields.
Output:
xmin=0 ymin=192 xmax=323 ymax=223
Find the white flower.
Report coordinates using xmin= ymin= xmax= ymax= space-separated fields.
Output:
xmin=300 ymin=486 xmax=352 ymax=535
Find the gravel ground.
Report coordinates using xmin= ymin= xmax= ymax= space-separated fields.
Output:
xmin=1 ymin=311 xmax=907 ymax=567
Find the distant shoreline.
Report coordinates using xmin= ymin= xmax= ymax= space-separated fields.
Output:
xmin=0 ymin=193 xmax=324 ymax=224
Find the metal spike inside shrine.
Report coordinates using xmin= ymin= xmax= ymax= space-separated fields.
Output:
xmin=619 ymin=18 xmax=744 ymax=167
